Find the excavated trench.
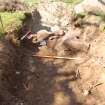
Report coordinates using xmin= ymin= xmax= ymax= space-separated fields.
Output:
xmin=1 ymin=2 xmax=105 ymax=105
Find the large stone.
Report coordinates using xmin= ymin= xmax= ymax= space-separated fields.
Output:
xmin=74 ymin=0 xmax=105 ymax=13
xmin=36 ymin=1 xmax=74 ymax=31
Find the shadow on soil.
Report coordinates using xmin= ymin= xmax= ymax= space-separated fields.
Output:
xmin=0 ymin=39 xmax=82 ymax=105
xmin=0 ymin=9 xmax=83 ymax=105
xmin=21 ymin=55 xmax=81 ymax=105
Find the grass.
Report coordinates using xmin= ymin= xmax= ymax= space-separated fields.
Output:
xmin=0 ymin=0 xmax=39 ymax=34
xmin=0 ymin=12 xmax=25 ymax=33
xmin=23 ymin=0 xmax=39 ymax=6
xmin=62 ymin=0 xmax=82 ymax=4
xmin=23 ymin=0 xmax=82 ymax=6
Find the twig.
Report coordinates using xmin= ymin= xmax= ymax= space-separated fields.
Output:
xmin=23 ymin=83 xmax=33 ymax=91
xmin=33 ymin=55 xmax=81 ymax=60
xmin=76 ymin=69 xmax=81 ymax=79
xmin=83 ymin=82 xmax=103 ymax=95
xmin=89 ymin=82 xmax=103 ymax=91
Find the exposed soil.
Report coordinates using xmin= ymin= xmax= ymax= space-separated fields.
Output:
xmin=0 ymin=0 xmax=27 ymax=12
xmin=0 ymin=1 xmax=105 ymax=105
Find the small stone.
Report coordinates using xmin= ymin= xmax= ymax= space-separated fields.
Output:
xmin=16 ymin=71 xmax=21 ymax=75
xmin=83 ymin=90 xmax=89 ymax=96
xmin=40 ymin=40 xmax=47 ymax=46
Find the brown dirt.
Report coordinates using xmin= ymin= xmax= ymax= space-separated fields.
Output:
xmin=1 ymin=2 xmax=105 ymax=105
xmin=0 ymin=0 xmax=27 ymax=12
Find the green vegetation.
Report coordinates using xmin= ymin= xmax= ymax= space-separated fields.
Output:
xmin=23 ymin=0 xmax=39 ymax=6
xmin=0 ymin=12 xmax=25 ymax=33
xmin=23 ymin=0 xmax=82 ymax=6
xmin=62 ymin=0 xmax=82 ymax=4
xmin=0 ymin=0 xmax=82 ymax=36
